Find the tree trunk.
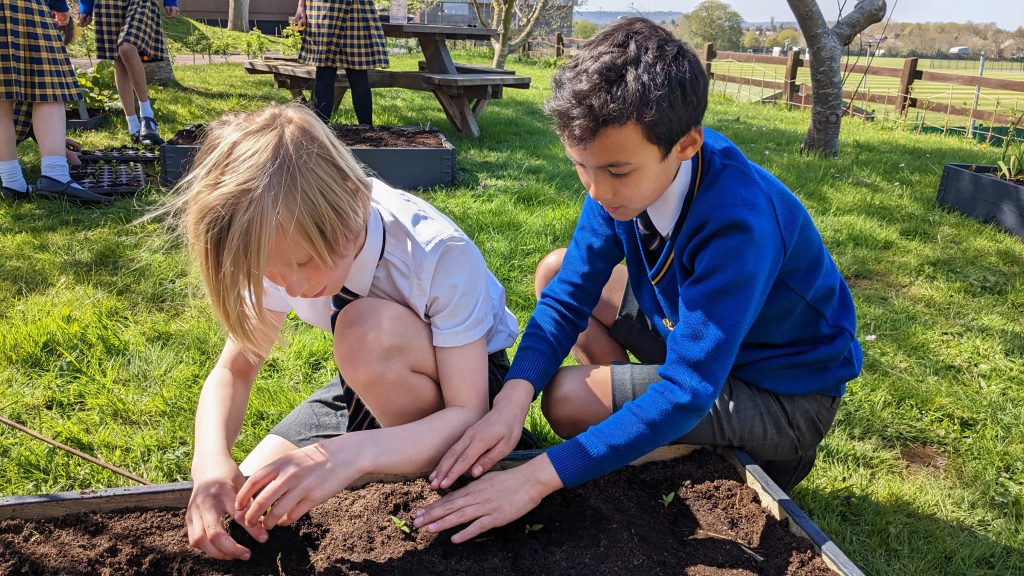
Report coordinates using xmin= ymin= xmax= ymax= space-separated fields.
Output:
xmin=802 ymin=35 xmax=843 ymax=156
xmin=227 ymin=0 xmax=250 ymax=32
xmin=785 ymin=0 xmax=886 ymax=157
xmin=144 ymin=59 xmax=178 ymax=87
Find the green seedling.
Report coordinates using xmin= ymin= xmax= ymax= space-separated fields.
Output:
xmin=660 ymin=492 xmax=675 ymax=508
xmin=524 ymin=523 xmax=544 ymax=534
xmin=389 ymin=514 xmax=411 ymax=534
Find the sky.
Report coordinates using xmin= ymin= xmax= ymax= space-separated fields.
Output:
xmin=579 ymin=0 xmax=1024 ymax=31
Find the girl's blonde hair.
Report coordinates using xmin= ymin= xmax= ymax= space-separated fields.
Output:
xmin=166 ymin=103 xmax=371 ymax=356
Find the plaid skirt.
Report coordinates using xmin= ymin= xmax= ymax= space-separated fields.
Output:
xmin=299 ymin=0 xmax=389 ymax=70
xmin=0 ymin=0 xmax=81 ymax=103
xmin=93 ymin=0 xmax=168 ymax=62
xmin=12 ymin=101 xmax=33 ymax=144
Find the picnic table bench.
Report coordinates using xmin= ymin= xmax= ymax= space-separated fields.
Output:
xmin=244 ymin=23 xmax=531 ymax=138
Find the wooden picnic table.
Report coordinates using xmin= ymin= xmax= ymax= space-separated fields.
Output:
xmin=244 ymin=23 xmax=531 ymax=138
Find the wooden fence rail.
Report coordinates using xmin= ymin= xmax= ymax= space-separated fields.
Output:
xmin=701 ymin=43 xmax=1024 ymax=128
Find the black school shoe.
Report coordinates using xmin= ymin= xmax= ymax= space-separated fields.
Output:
xmin=1 ymin=185 xmax=32 ymax=201
xmin=35 ymin=176 xmax=114 ymax=205
xmin=138 ymin=116 xmax=164 ymax=146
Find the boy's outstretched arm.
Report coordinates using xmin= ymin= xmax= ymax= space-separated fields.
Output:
xmin=187 ymin=311 xmax=285 ymax=561
xmin=428 ymin=377 xmax=534 ymax=489
xmin=415 ymin=452 xmax=563 ymax=542
xmin=235 ymin=337 xmax=492 ymax=530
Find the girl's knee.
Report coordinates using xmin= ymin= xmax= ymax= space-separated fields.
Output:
xmin=117 ymin=42 xmax=138 ymax=60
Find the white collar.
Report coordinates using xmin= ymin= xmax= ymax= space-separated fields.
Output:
xmin=647 ymin=158 xmax=692 ymax=239
xmin=342 ymin=204 xmax=384 ymax=296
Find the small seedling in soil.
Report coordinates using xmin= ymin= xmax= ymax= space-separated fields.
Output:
xmin=524 ymin=523 xmax=544 ymax=534
xmin=660 ymin=492 xmax=675 ymax=508
xmin=389 ymin=514 xmax=412 ymax=535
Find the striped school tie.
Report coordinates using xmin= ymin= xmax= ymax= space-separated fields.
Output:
xmin=636 ymin=210 xmax=663 ymax=269
xmin=330 ymin=286 xmax=361 ymax=331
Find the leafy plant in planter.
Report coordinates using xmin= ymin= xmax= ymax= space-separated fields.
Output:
xmin=936 ymin=121 xmax=1024 ymax=240
xmin=68 ymin=62 xmax=120 ymax=130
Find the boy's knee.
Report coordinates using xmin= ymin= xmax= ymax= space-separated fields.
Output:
xmin=534 ymin=247 xmax=568 ymax=298
xmin=541 ymin=368 xmax=587 ymax=439
xmin=333 ymin=299 xmax=423 ymax=383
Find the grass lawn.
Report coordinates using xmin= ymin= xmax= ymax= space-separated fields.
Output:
xmin=2 ymin=48 xmax=1023 ymax=575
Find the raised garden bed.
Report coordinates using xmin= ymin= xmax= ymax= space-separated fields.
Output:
xmin=66 ymin=106 xmax=107 ymax=131
xmin=159 ymin=124 xmax=456 ymax=190
xmin=936 ymin=163 xmax=1024 ymax=239
xmin=0 ymin=447 xmax=862 ymax=575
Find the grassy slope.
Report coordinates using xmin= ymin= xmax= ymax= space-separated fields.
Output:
xmin=2 ymin=49 xmax=1023 ymax=575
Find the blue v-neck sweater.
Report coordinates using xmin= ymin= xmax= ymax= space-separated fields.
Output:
xmin=507 ymin=128 xmax=862 ymax=488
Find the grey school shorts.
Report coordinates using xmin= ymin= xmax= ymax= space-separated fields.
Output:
xmin=607 ymin=282 xmax=841 ymax=492
xmin=270 ymin=350 xmax=512 ymax=448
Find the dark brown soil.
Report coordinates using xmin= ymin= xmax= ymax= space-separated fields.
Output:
xmin=0 ymin=450 xmax=833 ymax=575
xmin=166 ymin=124 xmax=445 ymax=149
xmin=332 ymin=126 xmax=445 ymax=148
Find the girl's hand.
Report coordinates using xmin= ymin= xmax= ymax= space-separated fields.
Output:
xmin=292 ymin=5 xmax=307 ymax=27
xmin=428 ymin=378 xmax=534 ymax=490
xmin=65 ymin=138 xmax=82 ymax=166
xmin=165 ymin=6 xmax=180 ymax=17
xmin=186 ymin=458 xmax=267 ymax=561
xmin=78 ymin=13 xmax=91 ymax=27
xmin=235 ymin=442 xmax=358 ymax=530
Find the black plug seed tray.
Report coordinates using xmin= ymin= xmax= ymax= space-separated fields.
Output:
xmin=79 ymin=147 xmax=160 ymax=163
xmin=70 ymin=161 xmax=148 ymax=196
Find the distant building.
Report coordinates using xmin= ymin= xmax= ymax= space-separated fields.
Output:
xmin=419 ymin=0 xmax=574 ymax=37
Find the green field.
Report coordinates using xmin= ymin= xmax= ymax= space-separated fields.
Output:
xmin=2 ymin=48 xmax=1023 ymax=575
xmin=711 ymin=55 xmax=1024 ymax=134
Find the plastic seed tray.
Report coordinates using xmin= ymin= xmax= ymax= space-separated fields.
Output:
xmin=70 ymin=161 xmax=148 ymax=196
xmin=79 ymin=147 xmax=160 ymax=164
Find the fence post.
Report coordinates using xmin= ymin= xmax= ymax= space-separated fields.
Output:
xmin=702 ymin=43 xmax=715 ymax=79
xmin=556 ymin=32 xmax=564 ymax=58
xmin=783 ymin=50 xmax=800 ymax=107
xmin=896 ymin=57 xmax=919 ymax=116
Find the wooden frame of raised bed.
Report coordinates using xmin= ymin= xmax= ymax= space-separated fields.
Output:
xmin=0 ymin=445 xmax=862 ymax=575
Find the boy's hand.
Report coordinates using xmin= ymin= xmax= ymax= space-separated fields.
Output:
xmin=414 ymin=453 xmax=562 ymax=543
xmin=165 ymin=6 xmax=180 ymax=17
xmin=77 ymin=13 xmax=91 ymax=27
xmin=186 ymin=458 xmax=266 ymax=561
xmin=235 ymin=442 xmax=357 ymax=530
xmin=429 ymin=378 xmax=534 ymax=490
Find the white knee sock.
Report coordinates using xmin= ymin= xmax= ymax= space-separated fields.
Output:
xmin=138 ymin=100 xmax=154 ymax=119
xmin=41 ymin=156 xmax=82 ymax=189
xmin=0 ymin=159 xmax=27 ymax=192
xmin=126 ymin=115 xmax=141 ymax=134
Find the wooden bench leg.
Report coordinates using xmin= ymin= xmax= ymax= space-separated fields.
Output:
xmin=434 ymin=90 xmax=480 ymax=138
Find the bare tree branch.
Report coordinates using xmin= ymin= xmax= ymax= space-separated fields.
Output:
xmin=832 ymin=0 xmax=886 ymax=46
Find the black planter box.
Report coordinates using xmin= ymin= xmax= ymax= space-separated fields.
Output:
xmin=66 ymin=112 xmax=107 ymax=131
xmin=159 ymin=127 xmax=457 ymax=190
xmin=349 ymin=130 xmax=456 ymax=190
xmin=159 ymin=143 xmax=198 ymax=187
xmin=936 ymin=163 xmax=1024 ymax=239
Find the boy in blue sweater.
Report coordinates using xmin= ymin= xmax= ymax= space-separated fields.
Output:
xmin=415 ymin=17 xmax=862 ymax=543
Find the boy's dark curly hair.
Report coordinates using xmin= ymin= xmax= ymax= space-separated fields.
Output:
xmin=545 ymin=17 xmax=708 ymax=157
